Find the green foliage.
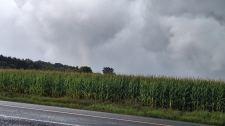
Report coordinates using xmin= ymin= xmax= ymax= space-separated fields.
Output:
xmin=0 ymin=54 xmax=80 ymax=72
xmin=102 ymin=67 xmax=115 ymax=74
xmin=79 ymin=66 xmax=92 ymax=73
xmin=0 ymin=69 xmax=225 ymax=113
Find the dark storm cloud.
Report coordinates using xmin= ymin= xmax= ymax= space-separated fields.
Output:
xmin=151 ymin=0 xmax=225 ymax=21
xmin=1 ymin=0 xmax=225 ymax=80
xmin=11 ymin=0 xmax=131 ymax=66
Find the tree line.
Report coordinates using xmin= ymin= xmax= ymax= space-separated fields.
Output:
xmin=0 ymin=54 xmax=92 ymax=73
xmin=0 ymin=54 xmax=114 ymax=74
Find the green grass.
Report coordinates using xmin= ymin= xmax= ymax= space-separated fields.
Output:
xmin=0 ymin=91 xmax=224 ymax=126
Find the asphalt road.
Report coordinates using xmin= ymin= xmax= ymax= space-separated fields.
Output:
xmin=0 ymin=100 xmax=209 ymax=126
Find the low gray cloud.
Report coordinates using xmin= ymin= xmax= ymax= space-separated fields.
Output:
xmin=0 ymin=0 xmax=225 ymax=80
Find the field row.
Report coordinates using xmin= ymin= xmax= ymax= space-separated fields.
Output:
xmin=0 ymin=69 xmax=225 ymax=112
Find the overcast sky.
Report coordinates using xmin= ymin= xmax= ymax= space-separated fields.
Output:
xmin=1 ymin=0 xmax=225 ymax=80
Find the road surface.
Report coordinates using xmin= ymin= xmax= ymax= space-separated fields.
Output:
xmin=0 ymin=100 xmax=209 ymax=126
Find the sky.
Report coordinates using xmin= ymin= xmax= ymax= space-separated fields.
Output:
xmin=0 ymin=0 xmax=225 ymax=80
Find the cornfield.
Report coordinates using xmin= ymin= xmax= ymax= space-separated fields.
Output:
xmin=0 ymin=69 xmax=225 ymax=112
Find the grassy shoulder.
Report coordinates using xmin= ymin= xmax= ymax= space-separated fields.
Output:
xmin=0 ymin=91 xmax=224 ymax=126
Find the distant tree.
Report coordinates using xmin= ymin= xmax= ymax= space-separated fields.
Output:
xmin=102 ymin=67 xmax=115 ymax=74
xmin=0 ymin=54 xmax=84 ymax=72
xmin=0 ymin=61 xmax=7 ymax=68
xmin=44 ymin=66 xmax=54 ymax=70
xmin=79 ymin=66 xmax=92 ymax=73
xmin=73 ymin=66 xmax=79 ymax=72
xmin=54 ymin=63 xmax=63 ymax=68
xmin=28 ymin=64 xmax=35 ymax=69
xmin=9 ymin=64 xmax=16 ymax=68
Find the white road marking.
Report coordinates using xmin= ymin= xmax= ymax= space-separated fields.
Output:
xmin=0 ymin=114 xmax=81 ymax=126
xmin=0 ymin=103 xmax=172 ymax=126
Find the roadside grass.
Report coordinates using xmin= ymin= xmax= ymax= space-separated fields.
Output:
xmin=0 ymin=91 xmax=224 ymax=126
